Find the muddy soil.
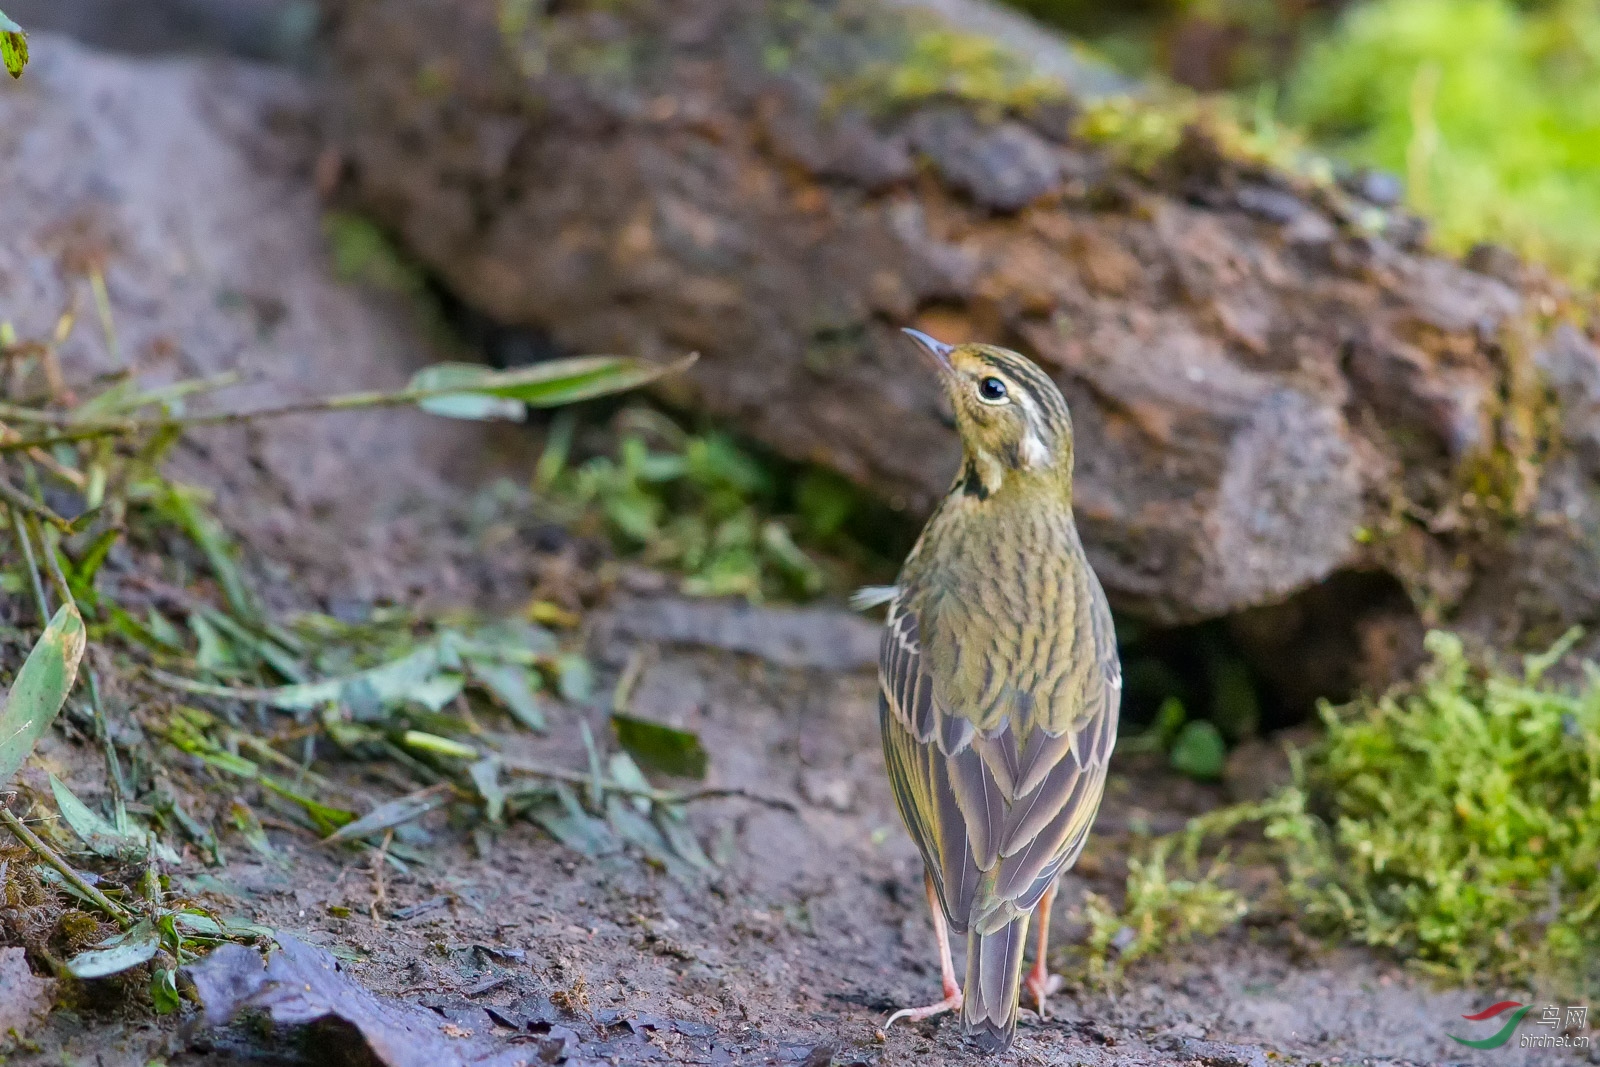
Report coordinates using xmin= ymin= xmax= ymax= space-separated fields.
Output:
xmin=19 ymin=634 xmax=1590 ymax=1067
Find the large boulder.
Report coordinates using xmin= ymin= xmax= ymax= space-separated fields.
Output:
xmin=318 ymin=0 xmax=1600 ymax=645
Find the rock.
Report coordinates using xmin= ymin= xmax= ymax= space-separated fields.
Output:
xmin=319 ymin=0 xmax=1600 ymax=646
xmin=601 ymin=597 xmax=880 ymax=672
xmin=0 ymin=949 xmax=53 ymax=1049
xmin=0 ymin=36 xmax=514 ymax=610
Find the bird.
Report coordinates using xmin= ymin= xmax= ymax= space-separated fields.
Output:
xmin=876 ymin=328 xmax=1121 ymax=1053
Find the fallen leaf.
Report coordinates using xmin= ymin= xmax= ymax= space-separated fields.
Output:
xmin=611 ymin=714 xmax=708 ymax=779
xmin=186 ymin=933 xmax=534 ymax=1067
xmin=66 ymin=920 xmax=161 ymax=979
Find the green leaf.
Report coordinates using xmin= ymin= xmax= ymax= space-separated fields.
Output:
xmin=529 ymin=784 xmax=620 ymax=858
xmin=323 ymin=786 xmax=448 ymax=845
xmin=469 ymin=757 xmax=506 ymax=824
xmin=67 ymin=920 xmax=161 ymax=978
xmin=470 ymin=662 xmax=545 ymax=731
xmin=611 ymin=714 xmax=708 ymax=780
xmin=50 ymin=773 xmax=144 ymax=859
xmin=1170 ymin=721 xmax=1227 ymax=781
xmin=553 ymin=654 xmax=594 ymax=704
xmin=151 ymin=966 xmax=181 ymax=1013
xmin=0 ymin=9 xmax=26 ymax=79
xmin=400 ymin=729 xmax=478 ymax=760
xmin=410 ymin=354 xmax=694 ymax=412
xmin=0 ymin=603 xmax=87 ymax=787
xmin=407 ymin=363 xmax=526 ymax=421
xmin=160 ymin=485 xmax=259 ymax=623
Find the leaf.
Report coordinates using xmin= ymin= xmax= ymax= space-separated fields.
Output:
xmin=406 ymin=364 xmax=527 ymax=421
xmin=400 ymin=730 xmax=478 ymax=760
xmin=605 ymin=794 xmax=698 ymax=883
xmin=0 ymin=603 xmax=87 ymax=787
xmin=161 ymin=485 xmax=259 ymax=623
xmin=411 ymin=354 xmax=695 ymax=411
xmin=157 ymin=642 xmax=457 ymax=715
xmin=0 ymin=9 xmax=26 ymax=79
xmin=67 ymin=921 xmax=161 ymax=979
xmin=1170 ymin=721 xmax=1227 ymax=781
xmin=151 ymin=966 xmax=181 ymax=1013
xmin=323 ymin=786 xmax=448 ymax=845
xmin=611 ymin=714 xmax=708 ymax=779
xmin=553 ymin=654 xmax=594 ymax=704
xmin=469 ymin=758 xmax=505 ymax=824
xmin=470 ymin=662 xmax=544 ymax=731
xmin=50 ymin=773 xmax=143 ymax=859
xmin=529 ymin=784 xmax=619 ymax=858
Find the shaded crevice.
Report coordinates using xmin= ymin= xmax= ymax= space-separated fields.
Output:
xmin=1118 ymin=568 xmax=1424 ymax=739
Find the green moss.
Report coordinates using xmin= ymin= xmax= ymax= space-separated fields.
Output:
xmin=1269 ymin=628 xmax=1600 ymax=994
xmin=864 ymin=25 xmax=1069 ymax=113
xmin=1285 ymin=0 xmax=1600 ymax=286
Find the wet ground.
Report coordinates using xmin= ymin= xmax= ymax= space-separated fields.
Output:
xmin=16 ymin=626 xmax=1594 ymax=1067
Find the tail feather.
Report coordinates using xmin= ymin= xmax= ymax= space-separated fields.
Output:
xmin=961 ymin=915 xmax=1029 ymax=1053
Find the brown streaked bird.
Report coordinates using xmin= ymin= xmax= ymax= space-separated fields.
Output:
xmin=877 ymin=329 xmax=1121 ymax=1053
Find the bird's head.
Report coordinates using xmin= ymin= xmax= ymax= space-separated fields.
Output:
xmin=903 ymin=328 xmax=1074 ymax=500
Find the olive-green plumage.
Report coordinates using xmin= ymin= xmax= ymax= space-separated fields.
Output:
xmin=880 ymin=331 xmax=1121 ymax=1053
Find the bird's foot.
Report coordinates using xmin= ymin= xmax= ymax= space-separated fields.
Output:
xmin=884 ymin=986 xmax=963 ymax=1029
xmin=1024 ymin=965 xmax=1063 ymax=1019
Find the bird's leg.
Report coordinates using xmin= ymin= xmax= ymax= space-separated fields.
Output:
xmin=884 ymin=873 xmax=963 ymax=1029
xmin=1023 ymin=882 xmax=1064 ymax=1018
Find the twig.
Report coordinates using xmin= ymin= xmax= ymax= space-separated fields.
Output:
xmin=0 ymin=354 xmax=698 ymax=454
xmin=0 ymin=806 xmax=131 ymax=925
xmin=369 ymin=828 xmax=393 ymax=922
xmin=0 ymin=478 xmax=73 ymax=533
xmin=499 ymin=756 xmax=797 ymax=813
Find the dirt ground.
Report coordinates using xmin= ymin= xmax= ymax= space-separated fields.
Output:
xmin=14 ymin=626 xmax=1594 ymax=1067
xmin=1 ymin=25 xmax=1594 ymax=1067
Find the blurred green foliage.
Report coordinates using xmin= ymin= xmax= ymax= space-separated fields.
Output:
xmin=539 ymin=409 xmax=855 ymax=601
xmin=1286 ymin=0 xmax=1600 ymax=285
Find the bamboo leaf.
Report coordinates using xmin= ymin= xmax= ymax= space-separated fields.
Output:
xmin=0 ymin=603 xmax=87 ymax=787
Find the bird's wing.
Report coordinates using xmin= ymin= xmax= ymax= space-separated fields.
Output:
xmin=880 ymin=574 xmax=1120 ymax=932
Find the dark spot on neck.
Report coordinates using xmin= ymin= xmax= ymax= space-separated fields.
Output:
xmin=960 ymin=461 xmax=989 ymax=501
xmin=1001 ymin=441 xmax=1021 ymax=469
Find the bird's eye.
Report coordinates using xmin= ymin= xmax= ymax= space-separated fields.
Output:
xmin=977 ymin=377 xmax=1009 ymax=403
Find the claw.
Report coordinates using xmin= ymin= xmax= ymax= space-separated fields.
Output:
xmin=885 ymin=988 xmax=963 ymax=1029
xmin=1024 ymin=966 xmax=1063 ymax=1019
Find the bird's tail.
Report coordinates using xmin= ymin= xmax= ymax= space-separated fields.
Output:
xmin=961 ymin=914 xmax=1029 ymax=1053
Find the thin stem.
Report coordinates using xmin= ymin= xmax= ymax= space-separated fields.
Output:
xmin=28 ymin=514 xmax=75 ymax=612
xmin=0 ymin=354 xmax=696 ymax=455
xmin=7 ymin=503 xmax=50 ymax=622
xmin=0 ymin=807 xmax=131 ymax=925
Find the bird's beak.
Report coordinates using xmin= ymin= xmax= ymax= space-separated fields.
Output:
xmin=902 ymin=328 xmax=955 ymax=376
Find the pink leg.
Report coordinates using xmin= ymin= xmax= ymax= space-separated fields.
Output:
xmin=885 ymin=874 xmax=963 ymax=1028
xmin=1023 ymin=882 xmax=1064 ymax=1018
